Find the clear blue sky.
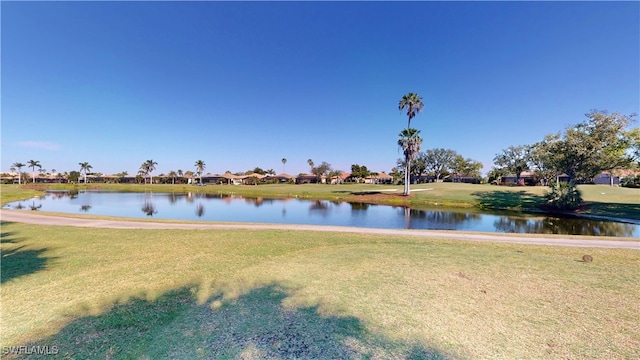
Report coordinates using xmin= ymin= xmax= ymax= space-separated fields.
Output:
xmin=2 ymin=1 xmax=638 ymax=176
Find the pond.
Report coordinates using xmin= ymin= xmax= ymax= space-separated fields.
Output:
xmin=3 ymin=190 xmax=639 ymax=237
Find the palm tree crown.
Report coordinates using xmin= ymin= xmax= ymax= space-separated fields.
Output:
xmin=194 ymin=160 xmax=206 ymax=184
xmin=12 ymin=162 xmax=25 ymax=185
xmin=79 ymin=162 xmax=93 ymax=184
xmin=398 ymin=128 xmax=423 ymax=196
xmin=398 ymin=93 xmax=424 ymax=129
xmin=140 ymin=159 xmax=158 ymax=184
xmin=398 ymin=128 xmax=422 ymax=157
xmin=27 ymin=160 xmax=41 ymax=183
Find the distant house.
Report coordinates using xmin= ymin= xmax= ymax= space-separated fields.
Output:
xmin=296 ymin=174 xmax=325 ymax=184
xmin=500 ymin=171 xmax=537 ymax=185
xmin=593 ymin=173 xmax=620 ymax=185
xmin=330 ymin=172 xmax=351 ymax=184
xmin=265 ymin=173 xmax=296 ymax=183
xmin=594 ymin=170 xmax=640 ymax=185
xmin=364 ymin=172 xmax=393 ymax=184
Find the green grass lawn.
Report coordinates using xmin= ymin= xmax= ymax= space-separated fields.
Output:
xmin=1 ymin=221 xmax=639 ymax=359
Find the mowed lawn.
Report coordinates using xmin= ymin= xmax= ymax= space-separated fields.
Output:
xmin=1 ymin=221 xmax=639 ymax=359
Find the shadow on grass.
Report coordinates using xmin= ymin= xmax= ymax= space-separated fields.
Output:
xmin=1 ymin=222 xmax=53 ymax=284
xmin=15 ymin=284 xmax=454 ymax=359
xmin=471 ymin=190 xmax=544 ymax=210
xmin=582 ymin=202 xmax=640 ymax=221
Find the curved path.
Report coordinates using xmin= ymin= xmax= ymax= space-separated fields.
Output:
xmin=1 ymin=210 xmax=638 ymax=249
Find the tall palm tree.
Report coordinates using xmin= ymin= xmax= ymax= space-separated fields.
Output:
xmin=141 ymin=159 xmax=158 ymax=184
xmin=398 ymin=93 xmax=425 ymax=196
xmin=307 ymin=159 xmax=314 ymax=172
xmin=12 ymin=162 xmax=25 ymax=185
xmin=27 ymin=160 xmax=41 ymax=183
xmin=79 ymin=162 xmax=93 ymax=184
xmin=194 ymin=160 xmax=206 ymax=184
xmin=281 ymin=158 xmax=287 ymax=173
xmin=398 ymin=128 xmax=423 ymax=196
xmin=398 ymin=93 xmax=424 ymax=129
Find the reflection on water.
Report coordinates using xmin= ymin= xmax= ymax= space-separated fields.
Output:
xmin=401 ymin=208 xmax=483 ymax=231
xmin=141 ymin=194 xmax=157 ymax=217
xmin=29 ymin=201 xmax=42 ymax=211
xmin=493 ymin=216 xmax=636 ymax=237
xmin=195 ymin=203 xmax=205 ymax=217
xmin=350 ymin=203 xmax=370 ymax=211
xmin=3 ymin=191 xmax=638 ymax=237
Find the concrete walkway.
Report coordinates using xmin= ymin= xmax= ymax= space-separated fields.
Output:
xmin=1 ymin=210 xmax=638 ymax=249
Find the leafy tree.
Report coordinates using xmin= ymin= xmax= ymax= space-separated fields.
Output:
xmin=412 ymin=153 xmax=427 ymax=182
xmin=398 ymin=128 xmax=422 ymax=194
xmin=12 ymin=162 xmax=25 ymax=185
xmin=451 ymin=155 xmax=482 ymax=182
xmin=79 ymin=162 xmax=93 ymax=184
xmin=350 ymin=164 xmax=370 ymax=182
xmin=68 ymin=171 xmax=81 ymax=183
xmin=494 ymin=145 xmax=529 ymax=184
xmin=249 ymin=167 xmax=266 ymax=175
xmin=389 ymin=167 xmax=403 ymax=184
xmin=487 ymin=167 xmax=508 ymax=185
xmin=591 ymin=112 xmax=637 ymax=186
xmin=311 ymin=161 xmax=332 ymax=182
xmin=423 ymin=148 xmax=457 ymax=182
xmin=550 ymin=111 xmax=636 ymax=184
xmin=629 ymin=128 xmax=640 ymax=166
xmin=527 ymin=134 xmax=561 ymax=185
xmin=195 ymin=160 xmax=206 ymax=184
xmin=27 ymin=160 xmax=41 ymax=183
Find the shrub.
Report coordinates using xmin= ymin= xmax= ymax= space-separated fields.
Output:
xmin=621 ymin=175 xmax=640 ymax=188
xmin=544 ymin=181 xmax=583 ymax=211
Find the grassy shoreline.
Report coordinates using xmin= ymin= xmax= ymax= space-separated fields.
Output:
xmin=2 ymin=184 xmax=639 ymax=358
xmin=2 ymin=182 xmax=639 ymax=220
xmin=1 ymin=221 xmax=638 ymax=358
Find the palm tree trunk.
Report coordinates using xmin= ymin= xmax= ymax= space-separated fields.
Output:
xmin=404 ymin=156 xmax=411 ymax=196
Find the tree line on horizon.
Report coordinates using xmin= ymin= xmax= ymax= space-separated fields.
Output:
xmin=7 ymin=100 xmax=638 ymax=189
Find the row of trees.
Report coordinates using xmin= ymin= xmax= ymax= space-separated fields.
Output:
xmin=393 ymin=149 xmax=483 ymax=184
xmin=492 ymin=110 xmax=639 ymax=186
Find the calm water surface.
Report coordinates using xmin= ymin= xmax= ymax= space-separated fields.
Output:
xmin=3 ymin=190 xmax=639 ymax=237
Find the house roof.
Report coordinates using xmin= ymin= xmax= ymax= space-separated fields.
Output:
xmin=271 ymin=173 xmax=295 ymax=179
xmin=332 ymin=172 xmax=351 ymax=179
xmin=368 ymin=173 xmax=393 ymax=179
xmin=243 ymin=173 xmax=265 ymax=179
